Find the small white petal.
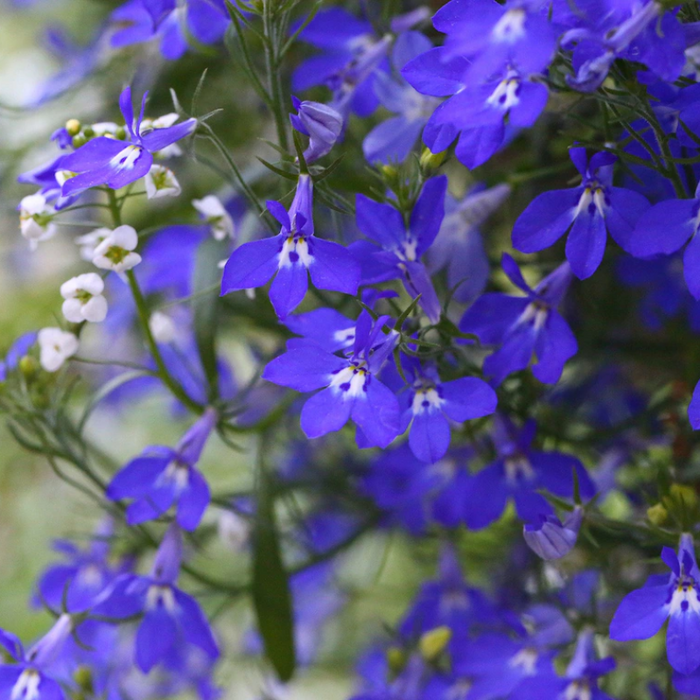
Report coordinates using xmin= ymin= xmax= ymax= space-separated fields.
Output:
xmin=62 ymin=298 xmax=84 ymax=323
xmin=82 ymin=295 xmax=108 ymax=323
xmin=38 ymin=328 xmax=79 ymax=372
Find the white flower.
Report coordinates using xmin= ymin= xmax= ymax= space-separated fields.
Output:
xmin=192 ymin=195 xmax=235 ymax=241
xmin=149 ymin=311 xmax=176 ymax=343
xmin=142 ymin=114 xmax=184 ymax=158
xmin=38 ymin=328 xmax=79 ymax=372
xmin=60 ymin=273 xmax=108 ymax=323
xmin=145 ymin=164 xmax=181 ymax=199
xmin=218 ymin=510 xmax=251 ymax=552
xmin=91 ymin=121 xmax=119 ymax=137
xmin=75 ymin=227 xmax=111 ymax=262
xmin=92 ymin=225 xmax=142 ymax=273
xmin=19 ymin=193 xmax=57 ymax=250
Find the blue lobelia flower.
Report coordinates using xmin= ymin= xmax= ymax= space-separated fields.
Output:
xmin=352 ymin=176 xmax=448 ymax=323
xmin=0 ymin=614 xmax=76 ymax=700
xmin=558 ymin=0 xmax=686 ymax=93
xmin=399 ymin=359 xmax=497 ymax=464
xmin=106 ymin=408 xmax=216 ymax=530
xmin=447 ymin=631 xmax=556 ymax=700
xmin=58 ymin=86 xmax=196 ymax=198
xmin=514 ymin=629 xmax=616 ymax=700
xmin=523 ymin=506 xmax=583 ymax=561
xmin=460 ymin=255 xmax=578 ymax=385
xmin=511 ymin=147 xmax=650 ymax=279
xmin=220 ymin=174 xmax=360 ymax=319
xmin=623 ymin=182 xmax=700 ymax=301
xmin=289 ymin=97 xmax=343 ymax=164
xmin=33 ymin=519 xmax=120 ymax=613
xmin=610 ymin=533 xmax=700 ymax=675
xmin=292 ymin=7 xmax=391 ymax=122
xmin=284 ymin=307 xmax=357 ymax=353
xmin=362 ymin=31 xmax=440 ymax=165
xmin=399 ymin=544 xmax=503 ymax=640
xmin=94 ymin=525 xmax=219 ymax=673
xmin=110 ymin=0 xmax=230 ymax=60
xmin=262 ymin=310 xmax=400 ymax=449
xmin=402 ymin=50 xmax=547 ymax=169
xmin=436 ymin=0 xmax=557 ymax=84
xmin=462 ymin=417 xmax=595 ymax=529
xmin=428 ymin=183 xmax=511 ymax=304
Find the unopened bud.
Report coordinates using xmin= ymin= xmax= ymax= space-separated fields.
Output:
xmin=420 ymin=147 xmax=446 ymax=173
xmin=381 ymin=164 xmax=398 ymax=180
xmin=419 ymin=626 xmax=451 ymax=662
xmin=647 ymin=503 xmax=668 ymax=526
xmin=65 ymin=119 xmax=81 ymax=136
xmin=386 ymin=646 xmax=406 ymax=675
xmin=668 ymin=484 xmax=698 ymax=510
xmin=115 ymin=126 xmax=127 ymax=140
xmin=74 ymin=666 xmax=94 ymax=693
xmin=18 ymin=355 xmax=38 ymax=380
xmin=82 ymin=126 xmax=95 ymax=139
xmin=72 ymin=134 xmax=88 ymax=149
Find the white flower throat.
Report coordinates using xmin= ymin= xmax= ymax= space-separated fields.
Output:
xmin=278 ymin=233 xmax=313 ymax=269
xmin=329 ymin=362 xmax=370 ymax=398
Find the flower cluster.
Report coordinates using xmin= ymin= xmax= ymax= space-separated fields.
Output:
xmin=4 ymin=0 xmax=700 ymax=698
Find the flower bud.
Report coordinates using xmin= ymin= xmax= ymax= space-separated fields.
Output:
xmin=72 ymin=134 xmax=88 ymax=149
xmin=386 ymin=646 xmax=406 ymax=675
xmin=420 ymin=147 xmax=446 ymax=174
xmin=419 ymin=626 xmax=451 ymax=662
xmin=82 ymin=126 xmax=95 ymax=139
xmin=65 ymin=119 xmax=81 ymax=136
xmin=73 ymin=666 xmax=94 ymax=693
xmin=18 ymin=355 xmax=38 ymax=380
xmin=647 ymin=502 xmax=668 ymax=526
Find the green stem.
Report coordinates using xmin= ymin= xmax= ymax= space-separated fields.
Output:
xmin=126 ymin=270 xmax=204 ymax=415
xmin=262 ymin=1 xmax=289 ymax=152
xmin=197 ymin=124 xmax=277 ymax=233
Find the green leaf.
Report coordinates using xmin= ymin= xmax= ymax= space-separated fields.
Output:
xmin=193 ymin=239 xmax=228 ymax=403
xmin=257 ymin=157 xmax=299 ymax=180
xmin=252 ymin=464 xmax=296 ymax=681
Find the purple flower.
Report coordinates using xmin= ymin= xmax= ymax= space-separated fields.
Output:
xmin=352 ymin=176 xmax=447 ymax=323
xmin=514 ymin=629 xmax=616 ymax=700
xmin=460 ymin=255 xmax=578 ymax=385
xmin=428 ymin=183 xmax=511 ymax=304
xmin=512 ymin=147 xmax=650 ymax=279
xmin=560 ymin=0 xmax=686 ymax=92
xmin=523 ymin=507 xmax=583 ymax=561
xmin=362 ymin=32 xmax=439 ymax=165
xmin=292 ymin=8 xmax=391 ymax=122
xmin=610 ymin=533 xmax=700 ymax=675
xmin=58 ymin=86 xmax=196 ymax=198
xmin=106 ymin=408 xmax=216 ymax=530
xmin=34 ymin=519 xmax=119 ymax=613
xmin=436 ymin=0 xmax=557 ymax=83
xmin=624 ymin=183 xmax=700 ymax=300
xmin=94 ymin=525 xmax=219 ymax=673
xmin=462 ymin=417 xmax=595 ymax=529
xmin=399 ymin=361 xmax=497 ymax=464
xmin=110 ymin=0 xmax=230 ymax=60
xmin=221 ymin=174 xmax=360 ymax=319
xmin=290 ymin=98 xmax=343 ymax=164
xmin=0 ymin=615 xmax=75 ymax=700
xmin=403 ymin=51 xmax=547 ymax=169
xmin=262 ymin=311 xmax=400 ymax=448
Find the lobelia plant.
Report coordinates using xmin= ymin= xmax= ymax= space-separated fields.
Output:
xmin=7 ymin=0 xmax=700 ymax=699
